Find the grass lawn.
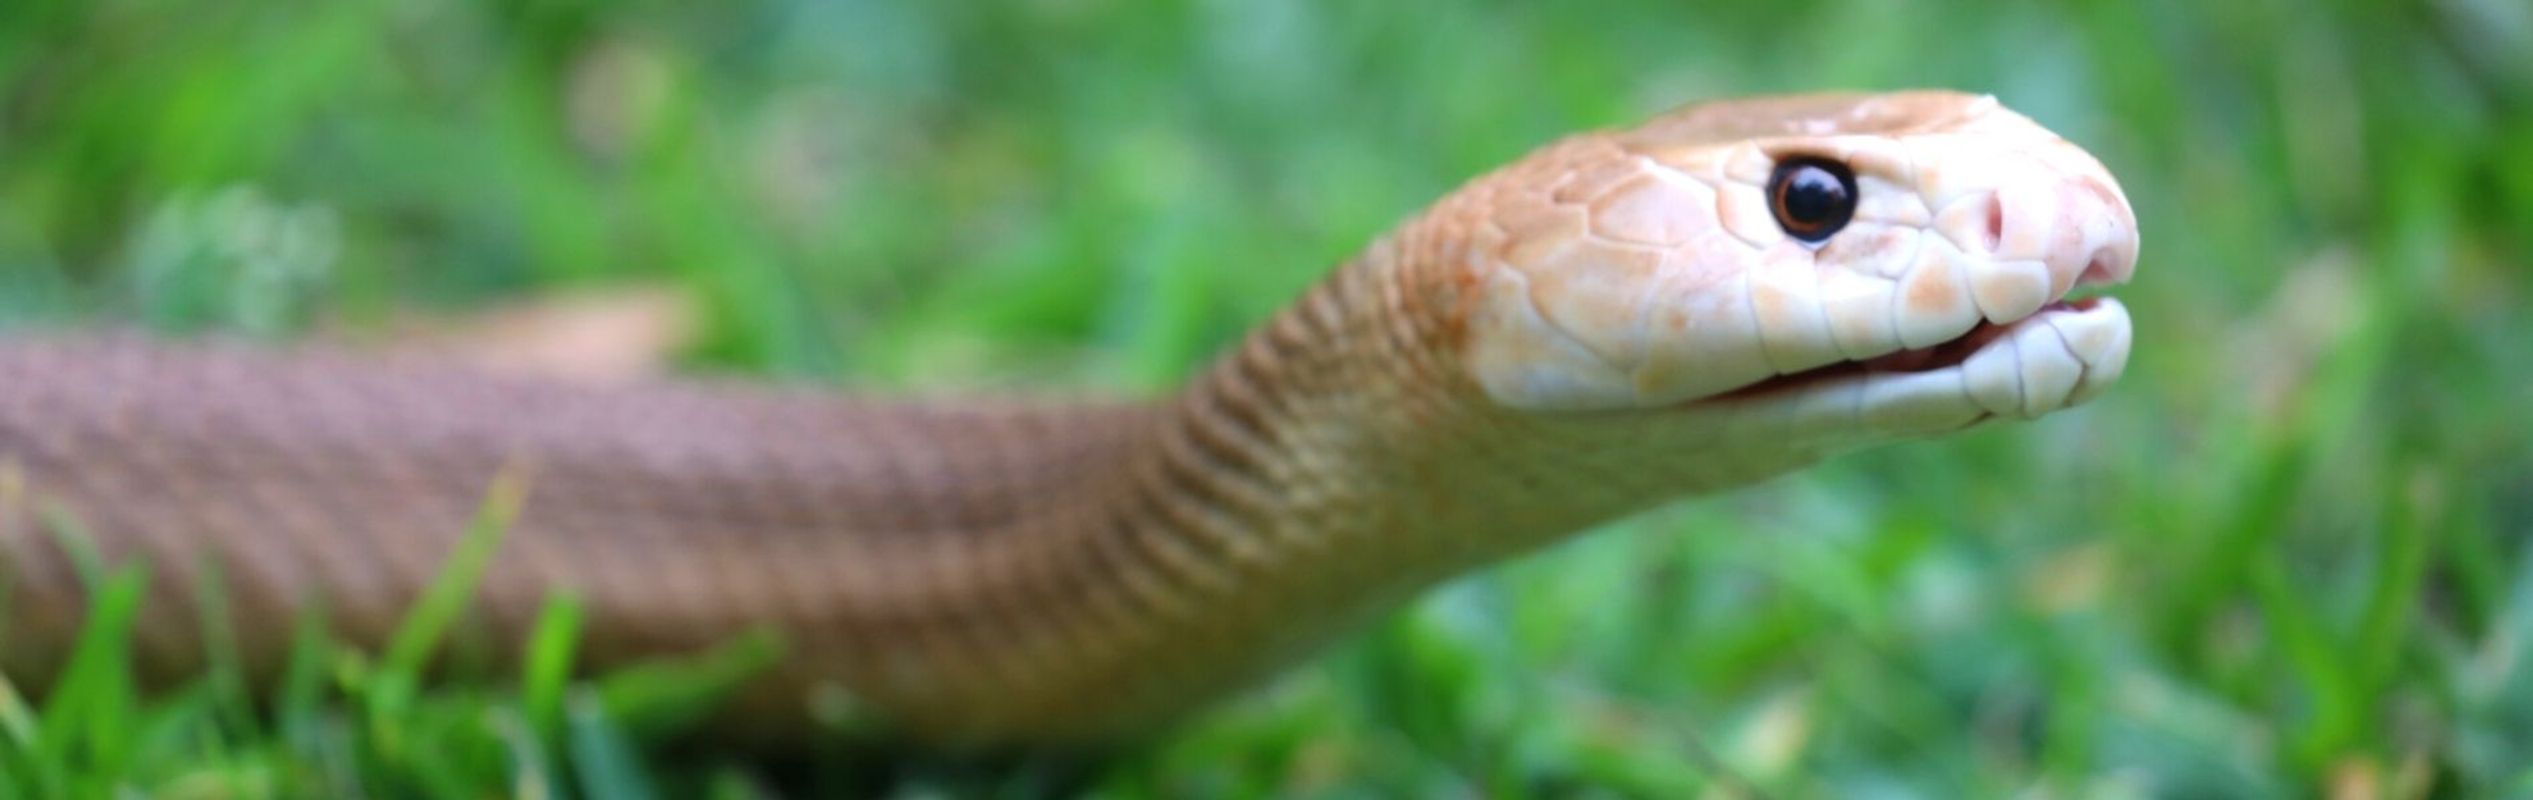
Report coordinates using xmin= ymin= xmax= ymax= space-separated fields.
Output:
xmin=2 ymin=0 xmax=2529 ymax=796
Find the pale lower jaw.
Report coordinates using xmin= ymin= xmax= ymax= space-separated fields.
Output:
xmin=1698 ymin=297 xmax=2133 ymax=434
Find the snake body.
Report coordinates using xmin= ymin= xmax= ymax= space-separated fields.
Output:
xmin=0 ymin=91 xmax=2138 ymax=746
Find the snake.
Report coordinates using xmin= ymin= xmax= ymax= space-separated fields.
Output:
xmin=0 ymin=90 xmax=2137 ymax=747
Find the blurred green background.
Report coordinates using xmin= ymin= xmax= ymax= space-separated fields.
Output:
xmin=3 ymin=0 xmax=2530 ymax=796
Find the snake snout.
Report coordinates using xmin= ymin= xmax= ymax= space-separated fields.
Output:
xmin=1946 ymin=165 xmax=2136 ymax=335
xmin=2067 ymin=176 xmax=2139 ymax=291
xmin=2009 ymin=170 xmax=2138 ymax=300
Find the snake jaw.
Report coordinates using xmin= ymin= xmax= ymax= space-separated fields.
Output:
xmin=1694 ymin=235 xmax=2135 ymax=433
xmin=1713 ymin=244 xmax=2134 ymax=405
xmin=1699 ymin=294 xmax=2132 ymax=432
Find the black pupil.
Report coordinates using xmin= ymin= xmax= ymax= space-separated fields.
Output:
xmin=1769 ymin=158 xmax=1857 ymax=243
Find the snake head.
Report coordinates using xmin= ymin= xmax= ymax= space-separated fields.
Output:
xmin=1452 ymin=91 xmax=2136 ymax=437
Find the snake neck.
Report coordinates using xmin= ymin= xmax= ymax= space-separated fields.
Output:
xmin=917 ymin=215 xmax=1768 ymax=744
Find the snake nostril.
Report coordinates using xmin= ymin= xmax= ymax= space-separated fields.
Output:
xmin=1981 ymin=193 xmax=2004 ymax=252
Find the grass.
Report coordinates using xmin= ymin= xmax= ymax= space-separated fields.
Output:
xmin=1 ymin=463 xmax=794 ymax=798
xmin=2 ymin=0 xmax=2530 ymax=796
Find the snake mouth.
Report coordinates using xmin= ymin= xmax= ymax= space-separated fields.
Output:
xmin=1710 ymin=296 xmax=2112 ymax=403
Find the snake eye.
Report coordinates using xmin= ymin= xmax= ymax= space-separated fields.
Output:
xmin=1767 ymin=157 xmax=1857 ymax=244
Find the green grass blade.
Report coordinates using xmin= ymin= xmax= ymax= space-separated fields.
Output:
xmin=34 ymin=565 xmax=147 ymax=781
xmin=593 ymin=629 xmax=783 ymax=739
xmin=568 ymin=688 xmax=658 ymax=800
xmin=382 ymin=462 xmax=533 ymax=678
xmin=2352 ymin=466 xmax=2438 ymax=694
xmin=491 ymin=706 xmax=562 ymax=800
xmin=522 ymin=592 xmax=584 ymax=740
xmin=275 ymin=605 xmax=332 ymax=757
xmin=187 ymin=555 xmax=256 ymax=743
xmin=0 ymin=671 xmax=44 ymax=795
xmin=35 ymin=504 xmax=106 ymax=595
xmin=0 ymin=673 xmax=35 ymax=749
